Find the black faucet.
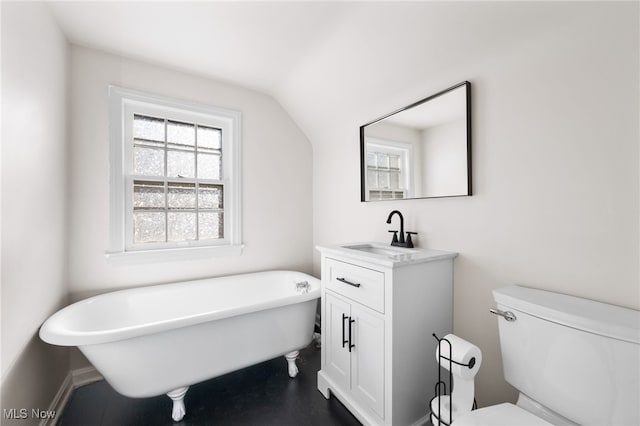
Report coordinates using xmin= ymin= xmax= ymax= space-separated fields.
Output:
xmin=386 ymin=210 xmax=417 ymax=248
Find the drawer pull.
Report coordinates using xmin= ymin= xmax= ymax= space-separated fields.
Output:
xmin=337 ymin=277 xmax=361 ymax=288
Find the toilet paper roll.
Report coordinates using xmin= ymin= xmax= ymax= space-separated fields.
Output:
xmin=435 ymin=333 xmax=482 ymax=380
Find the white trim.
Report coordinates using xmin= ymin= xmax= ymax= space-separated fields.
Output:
xmin=364 ymin=136 xmax=414 ymax=200
xmin=411 ymin=413 xmax=432 ymax=426
xmin=70 ymin=366 xmax=105 ymax=388
xmin=40 ymin=374 xmax=71 ymax=426
xmin=106 ymin=243 xmax=244 ymax=264
xmin=108 ymin=86 xmax=242 ymax=261
xmin=41 ymin=367 xmax=104 ymax=426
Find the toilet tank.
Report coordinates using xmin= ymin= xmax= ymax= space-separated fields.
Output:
xmin=493 ymin=286 xmax=640 ymax=426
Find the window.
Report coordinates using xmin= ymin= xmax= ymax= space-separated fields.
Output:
xmin=365 ymin=138 xmax=412 ymax=201
xmin=108 ymin=87 xmax=242 ymax=260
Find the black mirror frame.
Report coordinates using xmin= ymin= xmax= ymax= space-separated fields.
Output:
xmin=360 ymin=81 xmax=472 ymax=202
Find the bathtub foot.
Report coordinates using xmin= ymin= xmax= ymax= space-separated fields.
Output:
xmin=167 ymin=386 xmax=189 ymax=422
xmin=285 ymin=350 xmax=300 ymax=378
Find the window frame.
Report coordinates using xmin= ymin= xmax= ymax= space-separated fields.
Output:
xmin=107 ymin=86 xmax=243 ymax=261
xmin=364 ymin=137 xmax=413 ymax=201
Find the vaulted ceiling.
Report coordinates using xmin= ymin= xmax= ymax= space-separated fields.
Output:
xmin=47 ymin=1 xmax=587 ymax=140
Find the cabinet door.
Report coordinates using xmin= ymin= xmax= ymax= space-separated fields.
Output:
xmin=324 ymin=293 xmax=351 ymax=391
xmin=350 ymin=304 xmax=385 ymax=419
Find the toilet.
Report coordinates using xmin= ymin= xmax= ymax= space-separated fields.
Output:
xmin=453 ymin=285 xmax=640 ymax=426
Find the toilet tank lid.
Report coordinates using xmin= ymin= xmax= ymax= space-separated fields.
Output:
xmin=493 ymin=286 xmax=640 ymax=344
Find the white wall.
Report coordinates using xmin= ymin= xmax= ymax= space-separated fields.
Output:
xmin=1 ymin=1 xmax=70 ymax=419
xmin=67 ymin=46 xmax=313 ymax=296
xmin=304 ymin=2 xmax=639 ymax=406
xmin=421 ymin=119 xmax=467 ymax=196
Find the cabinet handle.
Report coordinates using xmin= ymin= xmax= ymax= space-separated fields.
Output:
xmin=348 ymin=317 xmax=355 ymax=352
xmin=342 ymin=314 xmax=349 ymax=348
xmin=337 ymin=277 xmax=361 ymax=288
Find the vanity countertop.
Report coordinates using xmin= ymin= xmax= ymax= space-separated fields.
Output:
xmin=316 ymin=242 xmax=457 ymax=268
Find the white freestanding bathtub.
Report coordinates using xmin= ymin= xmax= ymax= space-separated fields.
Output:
xmin=40 ymin=270 xmax=320 ymax=421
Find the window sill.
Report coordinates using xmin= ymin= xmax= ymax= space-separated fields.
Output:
xmin=105 ymin=244 xmax=244 ymax=265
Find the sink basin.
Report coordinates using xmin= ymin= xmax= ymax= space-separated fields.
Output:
xmin=342 ymin=243 xmax=416 ymax=257
xmin=317 ymin=242 xmax=457 ymax=267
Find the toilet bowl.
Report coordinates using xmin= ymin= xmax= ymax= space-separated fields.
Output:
xmin=453 ymin=403 xmax=551 ymax=426
xmin=451 ymin=285 xmax=640 ymax=426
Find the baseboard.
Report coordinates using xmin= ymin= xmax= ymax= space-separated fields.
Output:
xmin=40 ymin=367 xmax=104 ymax=426
xmin=412 ymin=412 xmax=432 ymax=426
xmin=38 ymin=373 xmax=71 ymax=426
xmin=70 ymin=366 xmax=104 ymax=388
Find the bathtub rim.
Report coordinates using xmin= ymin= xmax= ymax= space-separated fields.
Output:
xmin=39 ymin=270 xmax=320 ymax=347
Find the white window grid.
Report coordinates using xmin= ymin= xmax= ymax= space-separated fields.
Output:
xmin=130 ymin=114 xmax=225 ymax=246
xmin=108 ymin=86 xmax=242 ymax=257
xmin=365 ymin=138 xmax=412 ymax=201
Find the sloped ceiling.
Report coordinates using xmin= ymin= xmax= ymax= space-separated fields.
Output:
xmin=47 ymin=1 xmax=585 ymax=140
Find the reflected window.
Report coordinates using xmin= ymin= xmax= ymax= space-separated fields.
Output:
xmin=365 ymin=138 xmax=412 ymax=201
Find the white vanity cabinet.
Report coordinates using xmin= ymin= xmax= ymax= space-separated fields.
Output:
xmin=317 ymin=243 xmax=457 ymax=426
xmin=324 ymin=286 xmax=386 ymax=418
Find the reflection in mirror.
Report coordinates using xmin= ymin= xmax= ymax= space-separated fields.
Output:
xmin=360 ymin=81 xmax=471 ymax=201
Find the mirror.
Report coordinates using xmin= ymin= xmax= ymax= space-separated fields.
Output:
xmin=360 ymin=81 xmax=471 ymax=201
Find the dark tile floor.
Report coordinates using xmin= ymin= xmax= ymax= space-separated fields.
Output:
xmin=58 ymin=343 xmax=361 ymax=426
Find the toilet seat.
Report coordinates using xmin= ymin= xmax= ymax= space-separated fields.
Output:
xmin=451 ymin=403 xmax=553 ymax=426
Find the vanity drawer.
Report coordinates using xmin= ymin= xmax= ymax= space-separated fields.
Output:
xmin=326 ymin=258 xmax=384 ymax=313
